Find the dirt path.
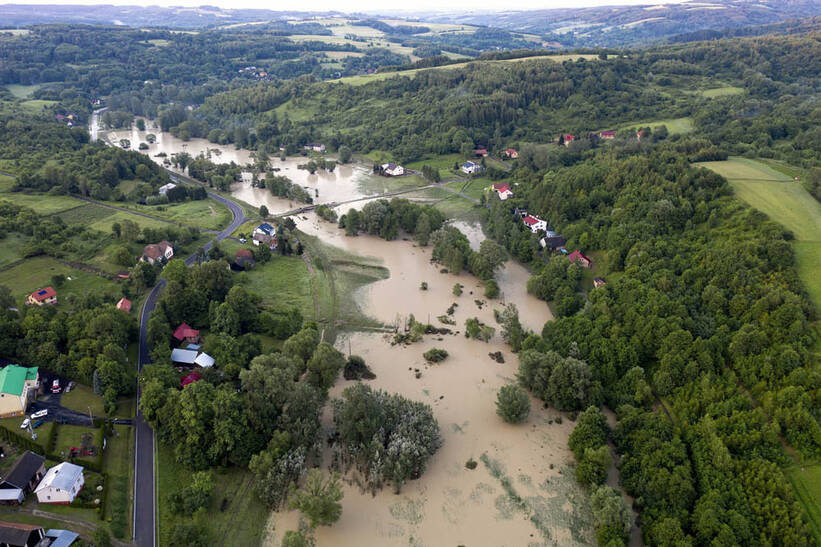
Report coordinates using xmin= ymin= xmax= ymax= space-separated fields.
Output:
xmin=11 ymin=507 xmax=134 ymax=546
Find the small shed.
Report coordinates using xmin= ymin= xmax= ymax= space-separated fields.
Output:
xmin=116 ymin=298 xmax=132 ymax=313
xmin=194 ymin=353 xmax=215 ymax=368
xmin=45 ymin=529 xmax=80 ymax=547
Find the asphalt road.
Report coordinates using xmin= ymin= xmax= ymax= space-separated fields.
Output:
xmin=133 ymin=186 xmax=245 ymax=547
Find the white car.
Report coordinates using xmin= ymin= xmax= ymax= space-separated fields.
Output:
xmin=51 ymin=379 xmax=61 ymax=393
xmin=31 ymin=409 xmax=48 ymax=419
xmin=20 ymin=418 xmax=30 ymax=429
xmin=239 ymin=238 xmax=247 ymax=243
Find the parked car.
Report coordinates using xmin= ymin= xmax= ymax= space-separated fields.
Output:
xmin=32 ymin=419 xmax=46 ymax=429
xmin=20 ymin=418 xmax=30 ymax=429
xmin=51 ymin=379 xmax=61 ymax=393
xmin=239 ymin=238 xmax=247 ymax=243
xmin=31 ymin=409 xmax=48 ymax=419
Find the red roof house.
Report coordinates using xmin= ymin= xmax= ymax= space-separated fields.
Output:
xmin=26 ymin=287 xmax=57 ymax=306
xmin=235 ymin=249 xmax=255 ymax=268
xmin=474 ymin=148 xmax=489 ymax=157
xmin=181 ymin=371 xmax=202 ymax=387
xmin=492 ymin=183 xmax=514 ymax=200
xmin=173 ymin=322 xmax=200 ymax=343
xmin=599 ymin=131 xmax=615 ymax=139
xmin=563 ymin=134 xmax=576 ymax=146
xmin=116 ymin=298 xmax=132 ymax=313
xmin=568 ymin=250 xmax=592 ymax=268
xmin=504 ymin=148 xmax=518 ymax=159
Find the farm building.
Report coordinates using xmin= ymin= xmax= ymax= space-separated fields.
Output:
xmin=26 ymin=287 xmax=57 ymax=306
xmin=34 ymin=462 xmax=85 ymax=505
xmin=235 ymin=249 xmax=255 ymax=269
xmin=158 ymin=182 xmax=177 ymax=196
xmin=474 ymin=148 xmax=489 ymax=157
xmin=304 ymin=143 xmax=326 ymax=153
xmin=0 ymin=366 xmax=39 ymax=418
xmin=0 ymin=521 xmax=46 ymax=547
xmin=380 ymin=163 xmax=405 ymax=176
xmin=116 ymin=298 xmax=132 ymax=313
xmin=0 ymin=451 xmax=45 ymax=502
xmin=568 ymin=250 xmax=592 ymax=268
xmin=140 ymin=241 xmax=173 ymax=265
xmin=599 ymin=131 xmax=615 ymax=139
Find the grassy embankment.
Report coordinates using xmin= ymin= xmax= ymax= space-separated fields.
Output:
xmin=157 ymin=445 xmax=269 ymax=546
xmin=696 ymin=157 xmax=821 ymax=541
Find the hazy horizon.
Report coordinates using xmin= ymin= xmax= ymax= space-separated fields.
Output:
xmin=0 ymin=0 xmax=691 ymax=14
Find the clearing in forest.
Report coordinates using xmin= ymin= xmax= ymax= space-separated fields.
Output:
xmin=696 ymin=157 xmax=821 ymax=326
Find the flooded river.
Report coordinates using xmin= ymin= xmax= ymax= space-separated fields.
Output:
xmin=91 ymin=114 xmax=596 ymax=546
xmin=91 ymin=115 xmax=424 ymax=214
xmin=261 ymin=213 xmax=594 ymax=546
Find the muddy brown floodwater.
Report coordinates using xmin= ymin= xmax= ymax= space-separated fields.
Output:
xmin=92 ymin=116 xmax=425 ymax=216
xmin=89 ymin=114 xmax=599 ymax=544
xmin=262 ymin=213 xmax=596 ymax=546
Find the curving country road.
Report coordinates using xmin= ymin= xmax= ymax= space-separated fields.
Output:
xmin=133 ymin=179 xmax=245 ymax=547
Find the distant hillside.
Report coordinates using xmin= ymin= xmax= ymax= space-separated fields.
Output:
xmin=411 ymin=0 xmax=821 ymax=47
xmin=0 ymin=4 xmax=319 ymax=28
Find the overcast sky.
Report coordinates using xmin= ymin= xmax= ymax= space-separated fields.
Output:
xmin=18 ymin=0 xmax=690 ymax=13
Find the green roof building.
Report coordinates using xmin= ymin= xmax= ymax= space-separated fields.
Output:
xmin=0 ymin=365 xmax=39 ymax=418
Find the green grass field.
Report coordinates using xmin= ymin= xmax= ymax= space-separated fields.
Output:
xmin=239 ymin=254 xmax=316 ymax=319
xmin=0 ymin=256 xmax=119 ymax=307
xmin=104 ymin=424 xmax=134 ymax=539
xmin=157 ymin=445 xmax=269 ymax=546
xmin=4 ymin=83 xmax=42 ymax=98
xmin=104 ymin=199 xmax=232 ymax=230
xmin=339 ymin=54 xmax=602 ymax=85
xmin=0 ymin=232 xmax=31 ymax=269
xmin=701 ymin=86 xmax=744 ymax=98
xmin=87 ymin=210 xmax=175 ymax=234
xmin=0 ymin=192 xmax=83 ymax=214
xmin=617 ymin=116 xmax=694 ymax=134
xmin=786 ymin=465 xmax=821 ymax=544
xmin=697 ymin=157 xmax=821 ymax=311
xmin=20 ymin=99 xmax=58 ymax=113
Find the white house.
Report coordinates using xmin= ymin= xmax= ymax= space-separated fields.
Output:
xmin=522 ymin=215 xmax=548 ymax=233
xmin=381 ymin=163 xmax=405 ymax=177
xmin=304 ymin=143 xmax=326 ymax=153
xmin=492 ymin=183 xmax=514 ymax=200
xmin=158 ymin=182 xmax=177 ymax=196
xmin=35 ymin=462 xmax=84 ymax=505
xmin=461 ymin=161 xmax=482 ymax=175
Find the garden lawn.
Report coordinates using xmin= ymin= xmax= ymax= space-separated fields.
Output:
xmin=53 ymin=424 xmax=103 ymax=466
xmin=0 ymin=415 xmax=55 ymax=451
xmin=0 ymin=257 xmax=119 ymax=307
xmin=157 ymin=445 xmax=269 ymax=546
xmin=87 ymin=210 xmax=172 ymax=234
xmin=104 ymin=424 xmax=134 ymax=539
xmin=60 ymin=384 xmax=105 ymax=416
xmin=786 ymin=465 xmax=821 ymax=544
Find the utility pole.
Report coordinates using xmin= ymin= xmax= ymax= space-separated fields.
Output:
xmin=88 ymin=405 xmax=93 ymax=426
